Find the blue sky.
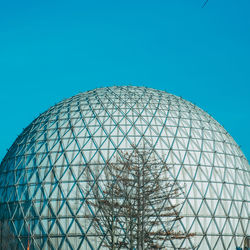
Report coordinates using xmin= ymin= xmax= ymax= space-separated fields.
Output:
xmin=0 ymin=0 xmax=249 ymax=161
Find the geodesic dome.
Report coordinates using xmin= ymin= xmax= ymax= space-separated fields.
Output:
xmin=0 ymin=86 xmax=249 ymax=249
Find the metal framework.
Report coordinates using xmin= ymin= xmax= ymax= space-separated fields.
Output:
xmin=0 ymin=86 xmax=249 ymax=249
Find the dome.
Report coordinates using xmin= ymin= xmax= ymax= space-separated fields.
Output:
xmin=0 ymin=86 xmax=249 ymax=249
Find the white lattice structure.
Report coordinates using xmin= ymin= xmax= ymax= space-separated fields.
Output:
xmin=0 ymin=86 xmax=249 ymax=249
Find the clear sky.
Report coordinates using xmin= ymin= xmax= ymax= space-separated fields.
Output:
xmin=0 ymin=0 xmax=249 ymax=161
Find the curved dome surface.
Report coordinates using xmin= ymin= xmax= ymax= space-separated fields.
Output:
xmin=0 ymin=86 xmax=249 ymax=249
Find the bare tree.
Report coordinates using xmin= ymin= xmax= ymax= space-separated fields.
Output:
xmin=0 ymin=219 xmax=18 ymax=249
xmin=83 ymin=162 xmax=127 ymax=249
xmin=84 ymin=147 xmax=195 ymax=249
